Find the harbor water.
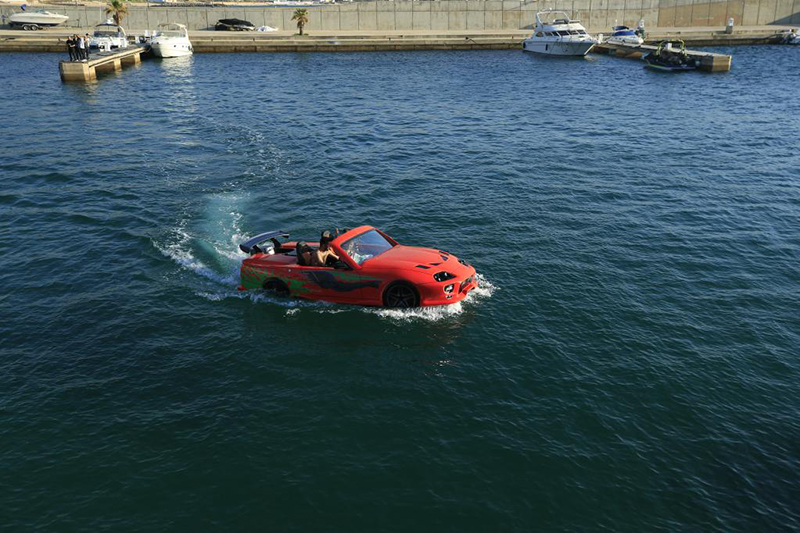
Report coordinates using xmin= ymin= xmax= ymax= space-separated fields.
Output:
xmin=1 ymin=48 xmax=799 ymax=531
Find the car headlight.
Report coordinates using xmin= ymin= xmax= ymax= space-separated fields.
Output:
xmin=433 ymin=271 xmax=456 ymax=282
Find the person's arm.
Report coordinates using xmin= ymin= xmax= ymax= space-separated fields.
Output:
xmin=310 ymin=249 xmax=324 ymax=266
xmin=319 ymin=249 xmax=338 ymax=265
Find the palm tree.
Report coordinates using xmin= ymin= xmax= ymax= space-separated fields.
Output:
xmin=292 ymin=9 xmax=309 ymax=36
xmin=105 ymin=0 xmax=128 ymax=26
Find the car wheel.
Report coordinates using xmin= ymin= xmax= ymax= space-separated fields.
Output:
xmin=382 ymin=282 xmax=420 ymax=308
xmin=263 ymin=278 xmax=290 ymax=297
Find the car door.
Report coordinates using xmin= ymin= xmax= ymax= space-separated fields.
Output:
xmin=296 ymin=264 xmax=367 ymax=304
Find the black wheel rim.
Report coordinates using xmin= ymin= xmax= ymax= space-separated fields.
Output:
xmin=386 ymin=285 xmax=416 ymax=308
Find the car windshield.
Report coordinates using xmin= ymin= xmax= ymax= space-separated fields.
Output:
xmin=341 ymin=230 xmax=393 ymax=266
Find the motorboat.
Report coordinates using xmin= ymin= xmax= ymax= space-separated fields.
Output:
xmin=778 ymin=29 xmax=799 ymax=45
xmin=522 ymin=11 xmax=597 ymax=56
xmin=89 ymin=21 xmax=128 ymax=51
xmin=215 ymin=18 xmax=255 ymax=31
xmin=151 ymin=23 xmax=193 ymax=58
xmin=606 ymin=25 xmax=644 ymax=45
xmin=642 ymin=40 xmax=698 ymax=72
xmin=9 ymin=9 xmax=69 ymax=30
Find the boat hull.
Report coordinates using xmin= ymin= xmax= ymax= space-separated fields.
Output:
xmin=644 ymin=61 xmax=696 ymax=72
xmin=522 ymin=39 xmax=595 ymax=56
xmin=151 ymin=41 xmax=193 ymax=58
xmin=89 ymin=38 xmax=128 ymax=51
xmin=9 ymin=13 xmax=68 ymax=27
xmin=607 ymin=36 xmax=644 ymax=45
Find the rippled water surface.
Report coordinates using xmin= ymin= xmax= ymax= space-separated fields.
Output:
xmin=1 ymin=48 xmax=799 ymax=531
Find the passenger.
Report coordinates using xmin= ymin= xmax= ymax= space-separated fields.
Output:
xmin=296 ymin=241 xmax=312 ymax=266
xmin=84 ymin=34 xmax=91 ymax=60
xmin=310 ymin=230 xmax=339 ymax=267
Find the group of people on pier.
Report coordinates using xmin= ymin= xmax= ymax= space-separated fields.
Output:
xmin=66 ymin=34 xmax=91 ymax=62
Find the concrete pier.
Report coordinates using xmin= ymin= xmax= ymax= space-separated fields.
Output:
xmin=594 ymin=42 xmax=732 ymax=71
xmin=59 ymin=45 xmax=147 ymax=82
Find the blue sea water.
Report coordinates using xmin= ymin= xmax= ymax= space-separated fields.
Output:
xmin=1 ymin=47 xmax=799 ymax=531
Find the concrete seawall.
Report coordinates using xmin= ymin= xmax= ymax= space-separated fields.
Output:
xmin=1 ymin=0 xmax=798 ymax=33
xmin=0 ymin=26 xmax=788 ymax=53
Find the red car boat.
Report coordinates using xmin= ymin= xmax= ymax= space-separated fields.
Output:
xmin=238 ymin=225 xmax=477 ymax=308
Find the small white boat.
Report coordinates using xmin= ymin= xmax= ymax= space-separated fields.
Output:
xmin=151 ymin=23 xmax=193 ymax=58
xmin=522 ymin=11 xmax=597 ymax=57
xmin=606 ymin=25 xmax=644 ymax=45
xmin=89 ymin=21 xmax=128 ymax=51
xmin=778 ymin=29 xmax=800 ymax=45
xmin=9 ymin=9 xmax=69 ymax=30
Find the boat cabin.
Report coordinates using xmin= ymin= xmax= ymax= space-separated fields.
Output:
xmin=155 ymin=23 xmax=188 ymax=38
xmin=93 ymin=23 xmax=126 ymax=38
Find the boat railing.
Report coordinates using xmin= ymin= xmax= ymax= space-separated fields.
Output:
xmin=535 ymin=10 xmax=575 ymax=26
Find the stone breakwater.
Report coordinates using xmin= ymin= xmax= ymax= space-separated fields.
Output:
xmin=1 ymin=0 xmax=798 ymax=33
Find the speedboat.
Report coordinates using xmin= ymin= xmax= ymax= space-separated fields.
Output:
xmin=89 ymin=19 xmax=128 ymax=50
xmin=522 ymin=11 xmax=597 ymax=56
xmin=9 ymin=9 xmax=69 ymax=30
xmin=89 ymin=21 xmax=128 ymax=51
xmin=778 ymin=29 xmax=799 ymax=45
xmin=151 ymin=23 xmax=193 ymax=58
xmin=642 ymin=40 xmax=697 ymax=72
xmin=606 ymin=25 xmax=644 ymax=45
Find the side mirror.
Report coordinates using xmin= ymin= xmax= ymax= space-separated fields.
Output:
xmin=333 ymin=261 xmax=350 ymax=270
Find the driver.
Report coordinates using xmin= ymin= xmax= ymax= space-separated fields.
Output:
xmin=310 ymin=230 xmax=339 ymax=267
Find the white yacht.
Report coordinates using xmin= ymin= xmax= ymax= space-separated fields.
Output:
xmin=522 ymin=11 xmax=597 ymax=56
xmin=605 ymin=25 xmax=644 ymax=45
xmin=9 ymin=9 xmax=69 ymax=30
xmin=151 ymin=23 xmax=193 ymax=58
xmin=89 ymin=21 xmax=128 ymax=51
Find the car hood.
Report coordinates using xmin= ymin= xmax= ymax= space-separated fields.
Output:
xmin=364 ymin=245 xmax=469 ymax=273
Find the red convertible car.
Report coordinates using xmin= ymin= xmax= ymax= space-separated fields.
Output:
xmin=238 ymin=225 xmax=477 ymax=308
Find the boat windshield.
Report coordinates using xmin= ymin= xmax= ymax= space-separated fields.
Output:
xmin=158 ymin=30 xmax=185 ymax=37
xmin=94 ymin=30 xmax=120 ymax=36
xmin=341 ymin=230 xmax=393 ymax=266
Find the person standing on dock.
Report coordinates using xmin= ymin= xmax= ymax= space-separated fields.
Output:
xmin=84 ymin=34 xmax=91 ymax=61
xmin=66 ymin=35 xmax=76 ymax=62
xmin=77 ymin=34 xmax=86 ymax=62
